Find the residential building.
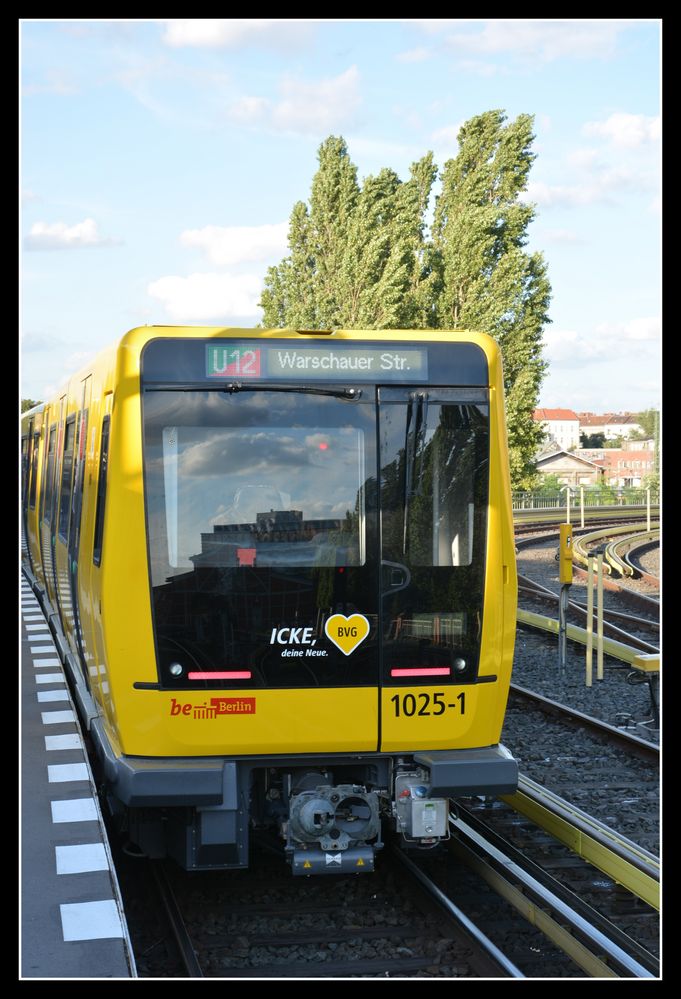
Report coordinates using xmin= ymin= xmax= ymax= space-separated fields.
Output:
xmin=577 ymin=412 xmax=644 ymax=440
xmin=533 ymin=408 xmax=580 ymax=451
xmin=578 ymin=448 xmax=655 ymax=488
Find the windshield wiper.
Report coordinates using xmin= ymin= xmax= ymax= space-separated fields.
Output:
xmin=224 ymin=382 xmax=362 ymax=399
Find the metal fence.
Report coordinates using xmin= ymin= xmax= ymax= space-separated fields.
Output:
xmin=512 ymin=488 xmax=660 ymax=510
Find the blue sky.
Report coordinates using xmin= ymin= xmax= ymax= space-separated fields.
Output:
xmin=20 ymin=19 xmax=661 ymax=414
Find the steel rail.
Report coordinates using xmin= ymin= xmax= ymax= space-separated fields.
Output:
xmin=454 ymin=800 xmax=659 ymax=976
xmin=605 ymin=530 xmax=659 ymax=578
xmin=623 ymin=537 xmax=660 ymax=586
xmin=516 ymin=608 xmax=658 ymax=664
xmin=571 ymin=564 xmax=659 ymax=615
xmin=517 ymin=573 xmax=659 ymax=652
xmin=572 ymin=523 xmax=659 ymax=575
xmin=514 ymin=519 xmax=651 ymax=546
xmin=501 ymin=776 xmax=660 ymax=910
xmin=150 ymin=861 xmax=204 ymax=978
xmin=509 ymin=683 xmax=658 ymax=759
xmin=519 ymin=578 xmax=658 ymax=633
xmin=448 ymin=813 xmax=656 ymax=978
xmin=391 ymin=847 xmax=526 ymax=978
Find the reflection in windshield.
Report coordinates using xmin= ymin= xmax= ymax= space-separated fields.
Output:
xmin=157 ymin=425 xmax=366 ymax=576
xmin=380 ymin=401 xmax=488 ymax=567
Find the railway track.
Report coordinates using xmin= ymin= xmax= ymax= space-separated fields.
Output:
xmin=518 ymin=572 xmax=659 ymax=651
xmin=443 ymin=795 xmax=659 ymax=977
xmin=513 ymin=521 xmax=660 ymax=735
xmin=138 ymin=802 xmax=658 ymax=980
xmin=509 ymin=684 xmax=658 ymax=762
xmin=146 ymin=844 xmax=526 ymax=978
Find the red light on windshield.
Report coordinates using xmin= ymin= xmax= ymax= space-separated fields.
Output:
xmin=318 ymin=442 xmax=329 ymax=451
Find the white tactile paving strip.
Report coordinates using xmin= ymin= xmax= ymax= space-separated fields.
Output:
xmin=21 ymin=576 xmax=135 ymax=978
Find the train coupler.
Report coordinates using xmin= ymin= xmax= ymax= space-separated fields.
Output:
xmin=290 ymin=844 xmax=375 ymax=876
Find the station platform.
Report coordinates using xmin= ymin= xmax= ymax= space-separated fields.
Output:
xmin=20 ymin=574 xmax=136 ymax=979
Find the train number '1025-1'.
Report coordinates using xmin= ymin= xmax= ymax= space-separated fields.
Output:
xmin=390 ymin=691 xmax=466 ymax=718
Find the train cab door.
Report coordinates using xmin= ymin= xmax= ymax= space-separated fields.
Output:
xmin=142 ymin=384 xmax=382 ymax=755
xmin=376 ymin=387 xmax=490 ymax=751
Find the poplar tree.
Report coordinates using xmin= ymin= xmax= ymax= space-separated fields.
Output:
xmin=431 ymin=110 xmax=550 ymax=488
xmin=259 ymin=112 xmax=551 ymax=489
xmin=261 ymin=136 xmax=437 ymax=330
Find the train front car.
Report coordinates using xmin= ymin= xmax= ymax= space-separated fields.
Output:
xmin=99 ymin=328 xmax=518 ymax=874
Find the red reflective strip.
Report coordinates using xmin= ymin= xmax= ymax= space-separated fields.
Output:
xmin=390 ymin=667 xmax=451 ymax=677
xmin=187 ymin=671 xmax=252 ymax=680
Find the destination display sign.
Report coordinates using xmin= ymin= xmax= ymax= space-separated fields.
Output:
xmin=206 ymin=343 xmax=429 ymax=382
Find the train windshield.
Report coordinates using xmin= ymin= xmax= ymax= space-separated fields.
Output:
xmin=142 ymin=384 xmax=489 ymax=690
xmin=158 ymin=423 xmax=366 ymax=570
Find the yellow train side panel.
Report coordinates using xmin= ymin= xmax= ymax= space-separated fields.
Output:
xmin=114 ymin=688 xmax=378 ymax=757
xmin=380 ymin=684 xmax=502 ymax=752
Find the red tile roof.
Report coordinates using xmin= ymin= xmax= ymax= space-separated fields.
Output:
xmin=577 ymin=412 xmax=641 ymax=426
xmin=533 ymin=408 xmax=579 ymax=421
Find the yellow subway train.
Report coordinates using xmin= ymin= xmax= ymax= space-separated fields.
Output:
xmin=21 ymin=327 xmax=518 ymax=874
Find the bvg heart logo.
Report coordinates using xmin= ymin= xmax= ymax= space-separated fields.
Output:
xmin=324 ymin=614 xmax=370 ymax=656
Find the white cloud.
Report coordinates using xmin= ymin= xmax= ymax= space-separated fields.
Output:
xmin=23 ymin=69 xmax=78 ymax=96
xmin=21 ymin=330 xmax=63 ymax=352
xmin=441 ymin=19 xmax=635 ymax=62
xmin=566 ymin=148 xmax=601 ymax=170
xmin=161 ymin=19 xmax=312 ymax=50
xmin=227 ymin=66 xmax=361 ymax=135
xmin=180 ymin=223 xmax=289 ymax=267
xmin=583 ymin=113 xmax=661 ymax=148
xmin=540 ymin=228 xmax=585 ymax=245
xmin=595 ymin=316 xmax=660 ymax=342
xmin=227 ymin=96 xmax=270 ymax=124
xmin=24 ymin=218 xmax=121 ymax=250
xmin=542 ymin=317 xmax=660 ymax=366
xmin=343 ymin=135 xmax=421 ymax=163
xmin=456 ymin=59 xmax=500 ymax=77
xmin=147 ymin=272 xmax=263 ymax=321
xmin=429 ymin=121 xmax=467 ymax=162
xmin=395 ymin=47 xmax=430 ymax=63
xmin=524 ymin=162 xmax=649 ymax=208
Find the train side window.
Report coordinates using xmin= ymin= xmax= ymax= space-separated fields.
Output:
xmin=57 ymin=415 xmax=76 ymax=542
xmin=93 ymin=415 xmax=110 ymax=566
xmin=21 ymin=436 xmax=29 ymax=500
xmin=29 ymin=432 xmax=40 ymax=509
xmin=42 ymin=425 xmax=57 ymax=524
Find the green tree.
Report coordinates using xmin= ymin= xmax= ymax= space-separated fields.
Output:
xmin=430 ymin=111 xmax=550 ymax=488
xmin=580 ymin=432 xmax=605 ymax=448
xmin=260 ymin=112 xmax=551 ymax=489
xmin=261 ymin=137 xmax=437 ymax=330
xmin=537 ymin=473 xmax=562 ymax=496
xmin=21 ymin=398 xmax=41 ymax=413
xmin=636 ymin=408 xmax=660 ymax=439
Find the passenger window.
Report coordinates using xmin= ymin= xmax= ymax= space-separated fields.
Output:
xmin=29 ymin=432 xmax=40 ymax=509
xmin=93 ymin=415 xmax=110 ymax=566
xmin=42 ymin=426 xmax=57 ymax=524
xmin=58 ymin=416 xmax=76 ymax=542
